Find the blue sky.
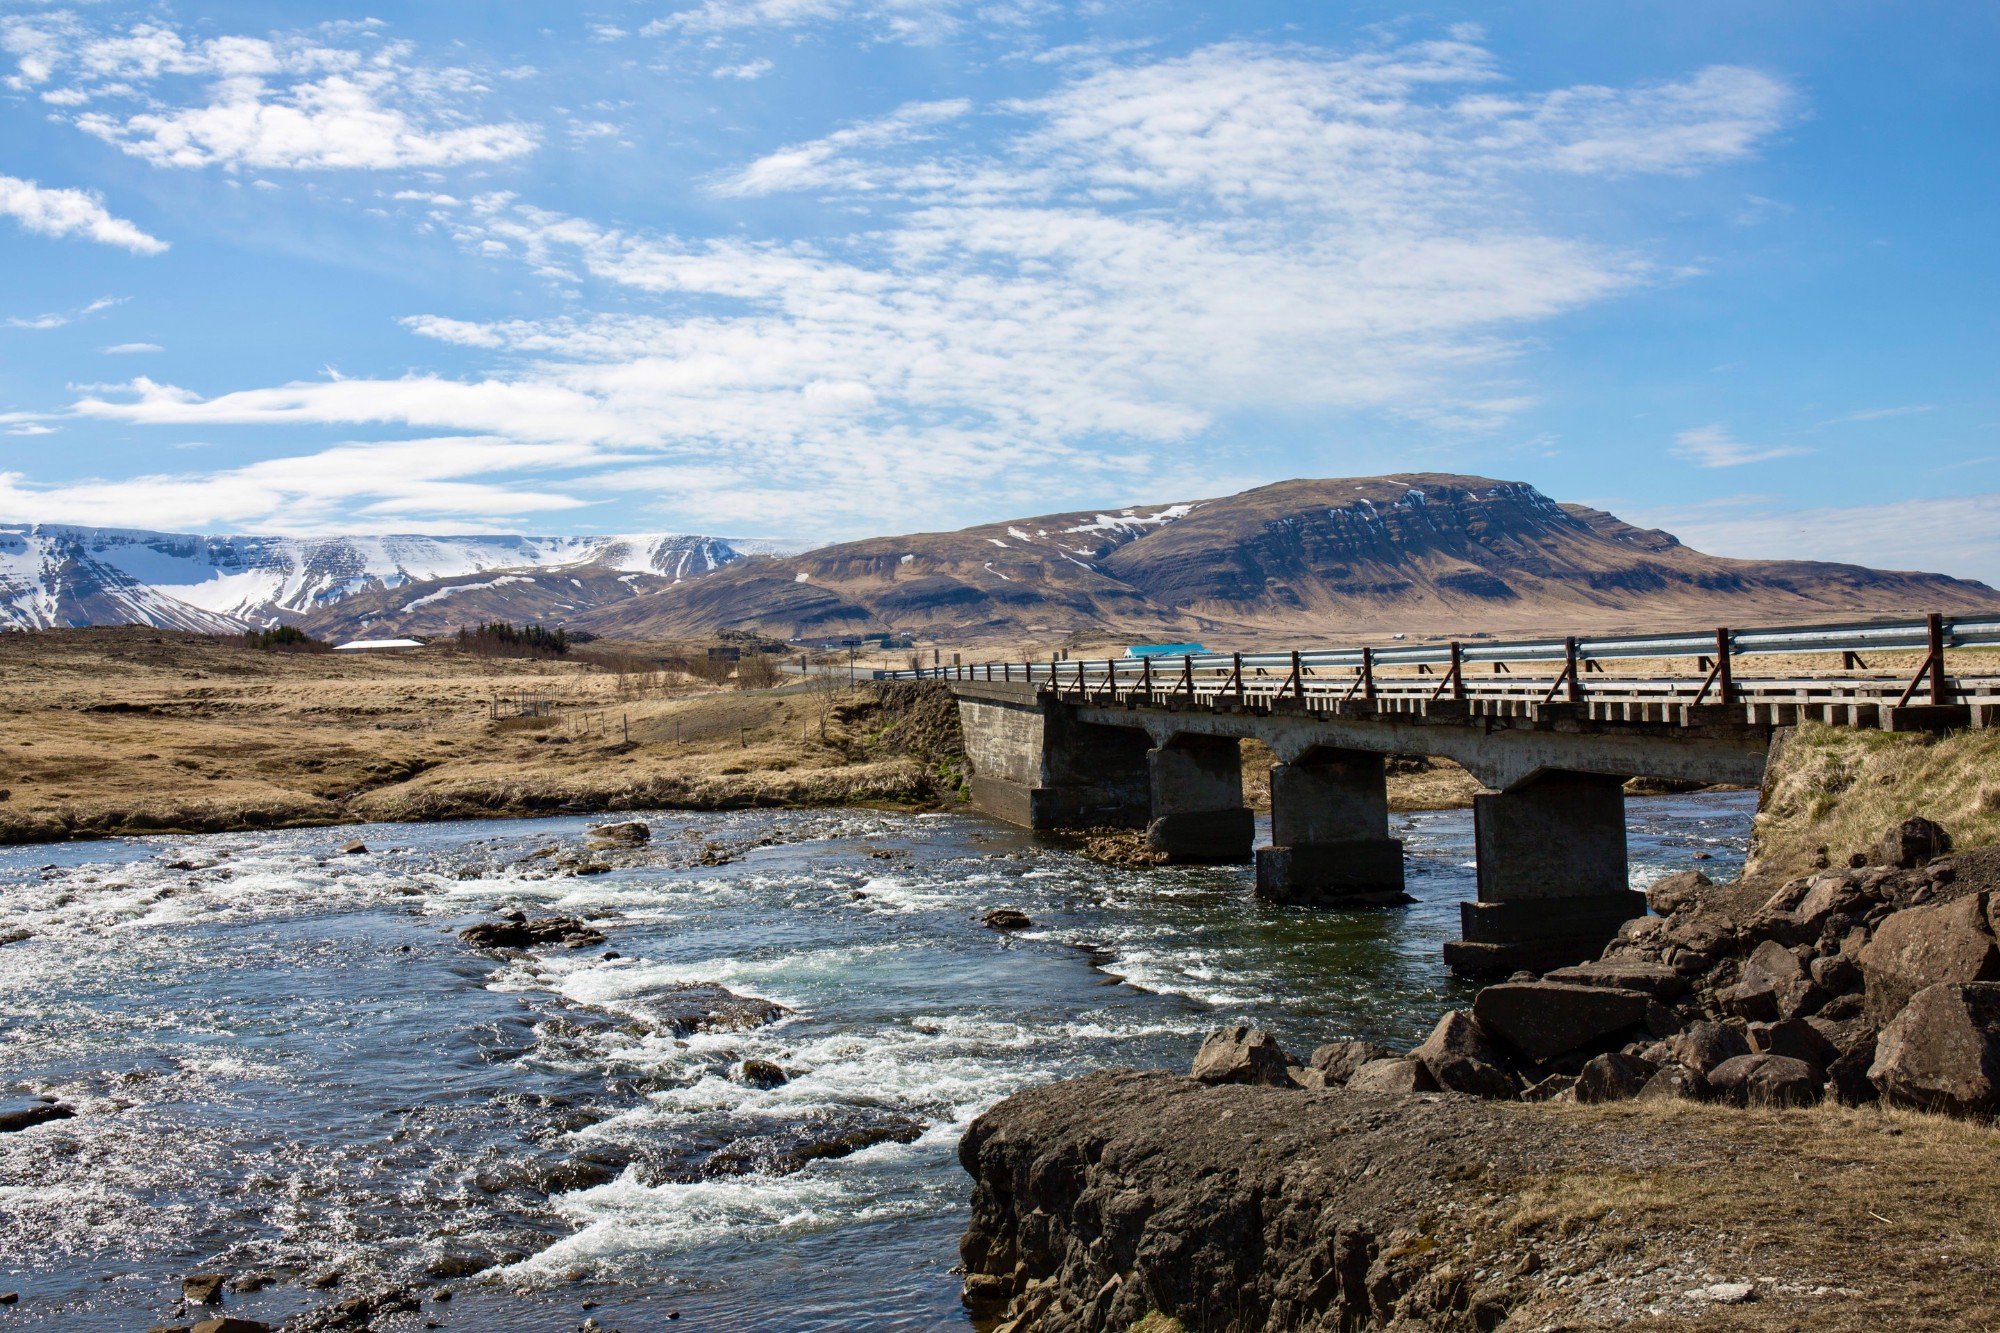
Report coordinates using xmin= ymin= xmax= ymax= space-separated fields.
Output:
xmin=1 ymin=1 xmax=1996 ymax=582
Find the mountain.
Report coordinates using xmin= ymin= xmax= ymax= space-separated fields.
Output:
xmin=7 ymin=476 xmax=1996 ymax=646
xmin=563 ymin=475 xmax=2000 ymax=645
xmin=0 ymin=526 xmax=756 ymax=634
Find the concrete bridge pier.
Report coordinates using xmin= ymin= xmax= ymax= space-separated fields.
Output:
xmin=1443 ymin=770 xmax=1644 ymax=976
xmin=1145 ymin=734 xmax=1254 ymax=863
xmin=1254 ymin=749 xmax=1408 ymax=906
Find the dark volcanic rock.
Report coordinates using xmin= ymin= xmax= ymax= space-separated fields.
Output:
xmin=1645 ymin=869 xmax=1711 ymax=916
xmin=1637 ymin=1064 xmax=1712 ymax=1102
xmin=0 ymin=1099 xmax=73 ymax=1132
xmin=1411 ymin=1010 xmax=1516 ymax=1099
xmin=616 ymin=983 xmax=790 ymax=1037
xmin=1668 ymin=1021 xmax=1751 ymax=1075
xmin=1726 ymin=939 xmax=1822 ymax=1022
xmin=1878 ymin=817 xmax=1952 ymax=870
xmin=1189 ymin=1025 xmax=1296 ymax=1088
xmin=1345 ymin=1057 xmax=1437 ymax=1094
xmin=1858 ymin=893 xmax=2000 ymax=1022
xmin=1307 ymin=1040 xmax=1393 ymax=1086
xmin=458 ymin=912 xmax=607 ymax=951
xmin=982 ymin=908 xmax=1033 ymax=931
xmin=1575 ymin=1052 xmax=1654 ymax=1103
xmin=286 ymin=1287 xmax=419 ymax=1331
xmin=1708 ymin=1054 xmax=1822 ymax=1108
xmin=1868 ymin=981 xmax=2000 ymax=1115
xmin=1472 ymin=981 xmax=1649 ymax=1063
xmin=587 ymin=820 xmax=651 ymax=846
xmin=956 ymin=1070 xmax=1616 ymax=1332
xmin=182 ymin=1273 xmax=227 ymax=1304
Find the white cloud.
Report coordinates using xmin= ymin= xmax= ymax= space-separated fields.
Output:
xmin=1639 ymin=493 xmax=2000 ymax=588
xmin=2 ymin=17 xmax=537 ymax=171
xmin=710 ymin=98 xmax=971 ymax=196
xmin=647 ymin=0 xmax=965 ymax=43
xmin=33 ymin=37 xmax=1800 ymax=538
xmin=1669 ymin=424 xmax=1810 ymax=468
xmin=0 ymin=437 xmax=596 ymax=533
xmin=0 ymin=174 xmax=167 ymax=253
xmin=101 ymin=342 xmax=162 ymax=353
xmin=6 ymin=295 xmax=124 ymax=330
xmin=1821 ymin=404 xmax=1936 ymax=425
xmin=711 ymin=58 xmax=774 ymax=80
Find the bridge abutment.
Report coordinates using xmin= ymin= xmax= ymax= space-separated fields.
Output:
xmin=1254 ymin=750 xmax=1408 ymax=906
xmin=1145 ymin=735 xmax=1254 ymax=863
xmin=1443 ymin=770 xmax=1642 ymax=976
xmin=958 ymin=692 xmax=1152 ymax=830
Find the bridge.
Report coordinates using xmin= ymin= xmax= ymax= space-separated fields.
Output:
xmin=884 ymin=614 xmax=2000 ymax=975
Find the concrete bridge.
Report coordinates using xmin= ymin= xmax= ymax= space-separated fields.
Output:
xmin=899 ymin=615 xmax=2000 ymax=976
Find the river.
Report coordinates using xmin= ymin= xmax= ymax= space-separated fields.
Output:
xmin=0 ymin=792 xmax=1753 ymax=1330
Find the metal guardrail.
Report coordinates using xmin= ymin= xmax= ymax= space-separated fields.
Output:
xmin=880 ymin=613 xmax=2000 ymax=720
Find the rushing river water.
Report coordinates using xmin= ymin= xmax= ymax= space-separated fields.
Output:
xmin=0 ymin=792 xmax=1754 ymax=1331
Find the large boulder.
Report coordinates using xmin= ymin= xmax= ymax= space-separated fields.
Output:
xmin=1471 ymin=982 xmax=1650 ymax=1063
xmin=1411 ymin=1011 xmax=1516 ymax=1100
xmin=1542 ymin=958 xmax=1688 ymax=1000
xmin=1868 ymin=982 xmax=2000 ymax=1115
xmin=1646 ymin=870 xmax=1711 ymax=916
xmin=1746 ymin=1019 xmax=1836 ymax=1073
xmin=1789 ymin=872 xmax=1871 ymax=934
xmin=1877 ymin=817 xmax=1951 ymax=869
xmin=1637 ymin=1064 xmax=1712 ymax=1102
xmin=1858 ymin=893 xmax=2000 ymax=1022
xmin=1708 ymin=1054 xmax=1822 ymax=1108
xmin=1668 ymin=1021 xmax=1751 ymax=1075
xmin=1345 ymin=1057 xmax=1438 ymax=1094
xmin=1575 ymin=1052 xmax=1653 ymax=1104
xmin=1308 ymin=1040 xmax=1393 ymax=1086
xmin=1726 ymin=940 xmax=1821 ymax=1022
xmin=1190 ymin=1025 xmax=1297 ymax=1088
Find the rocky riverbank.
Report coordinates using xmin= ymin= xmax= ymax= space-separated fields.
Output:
xmin=958 ymin=816 xmax=2000 ymax=1331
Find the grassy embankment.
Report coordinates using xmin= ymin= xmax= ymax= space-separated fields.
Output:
xmin=0 ymin=628 xmax=961 ymax=845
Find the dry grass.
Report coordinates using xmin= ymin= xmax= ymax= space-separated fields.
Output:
xmin=1749 ymin=721 xmax=2000 ymax=882
xmin=0 ymin=629 xmax=947 ymax=844
xmin=1497 ymin=1098 xmax=2000 ymax=1331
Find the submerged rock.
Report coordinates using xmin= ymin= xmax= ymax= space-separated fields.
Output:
xmin=981 ymin=908 xmax=1032 ymax=931
xmin=587 ymin=821 xmax=651 ymax=847
xmin=616 ymin=982 xmax=790 ymax=1037
xmin=182 ymin=1273 xmax=227 ymax=1304
xmin=0 ymin=1099 xmax=73 ymax=1133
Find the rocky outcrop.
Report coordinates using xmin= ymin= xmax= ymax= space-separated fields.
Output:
xmin=959 ymin=1071 xmax=1567 ymax=1332
xmin=1190 ymin=1025 xmax=1297 ymax=1088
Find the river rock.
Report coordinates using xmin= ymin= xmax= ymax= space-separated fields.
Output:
xmin=1868 ymin=981 xmax=2000 ymax=1115
xmin=337 ymin=840 xmax=368 ymax=855
xmin=1646 ymin=870 xmax=1711 ymax=916
xmin=1878 ymin=817 xmax=1952 ymax=869
xmin=0 ymin=1099 xmax=73 ymax=1133
xmin=587 ymin=821 xmax=651 ymax=847
xmin=1471 ymin=981 xmax=1650 ymax=1063
xmin=981 ymin=908 xmax=1032 ymax=931
xmin=1345 ymin=1057 xmax=1438 ymax=1094
xmin=1411 ymin=1011 xmax=1515 ymax=1100
xmin=1308 ymin=1040 xmax=1393 ymax=1086
xmin=734 ymin=1059 xmax=789 ymax=1089
xmin=192 ymin=1320 xmax=273 ymax=1333
xmin=182 ymin=1273 xmax=227 ymax=1304
xmin=1669 ymin=1020 xmax=1751 ymax=1074
xmin=458 ymin=912 xmax=607 ymax=951
xmin=287 ymin=1287 xmax=419 ymax=1331
xmin=1189 ymin=1025 xmax=1296 ymax=1088
xmin=1726 ymin=940 xmax=1820 ymax=1022
xmin=1637 ymin=1064 xmax=1712 ymax=1102
xmin=618 ymin=982 xmax=790 ymax=1037
xmin=1574 ymin=1051 xmax=1653 ymax=1103
xmin=1858 ymin=893 xmax=2000 ymax=1022
xmin=1708 ymin=1054 xmax=1822 ymax=1108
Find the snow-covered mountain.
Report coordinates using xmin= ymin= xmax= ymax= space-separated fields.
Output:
xmin=0 ymin=525 xmax=768 ymax=633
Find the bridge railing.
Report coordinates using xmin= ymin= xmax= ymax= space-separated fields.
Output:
xmin=879 ymin=612 xmax=2000 ymax=718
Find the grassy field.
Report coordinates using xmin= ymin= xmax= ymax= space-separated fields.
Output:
xmin=0 ymin=628 xmax=954 ymax=844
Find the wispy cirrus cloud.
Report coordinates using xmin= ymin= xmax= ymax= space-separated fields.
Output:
xmin=0 ymin=16 xmax=537 ymax=171
xmin=1820 ymin=404 xmax=1936 ymax=425
xmin=1669 ymin=424 xmax=1810 ymax=468
xmin=6 ymin=295 xmax=124 ymax=329
xmin=0 ymin=175 xmax=166 ymax=252
xmin=39 ymin=35 xmax=1799 ymax=537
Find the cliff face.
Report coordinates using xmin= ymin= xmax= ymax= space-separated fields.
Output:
xmin=567 ymin=475 xmax=2000 ymax=645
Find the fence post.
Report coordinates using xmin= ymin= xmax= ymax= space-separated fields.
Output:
xmin=1929 ymin=612 xmax=1948 ymax=706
